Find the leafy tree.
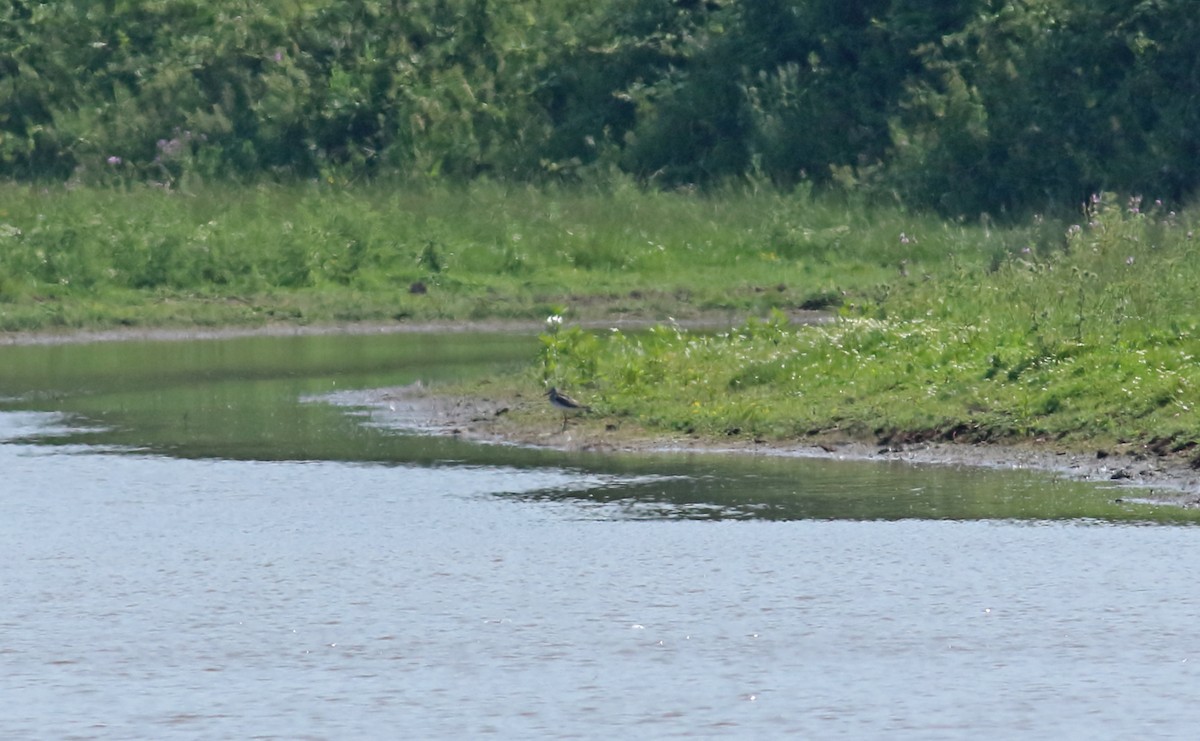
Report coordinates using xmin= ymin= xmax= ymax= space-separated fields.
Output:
xmin=1 ymin=0 xmax=1199 ymax=215
xmin=889 ymin=0 xmax=1200 ymax=215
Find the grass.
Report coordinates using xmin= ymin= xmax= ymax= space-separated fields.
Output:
xmin=0 ymin=178 xmax=1030 ymax=332
xmin=533 ymin=194 xmax=1200 ymax=456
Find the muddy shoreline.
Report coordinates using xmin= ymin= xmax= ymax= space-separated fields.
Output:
xmin=0 ymin=311 xmax=830 ymax=346
xmin=344 ymin=382 xmax=1200 ymax=508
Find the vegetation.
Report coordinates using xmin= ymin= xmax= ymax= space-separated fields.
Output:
xmin=2 ymin=1 xmax=1198 ymax=454
xmin=0 ymin=178 xmax=1031 ymax=332
xmin=538 ymin=194 xmax=1200 ymax=455
xmin=2 ymin=1 xmax=1198 ymax=214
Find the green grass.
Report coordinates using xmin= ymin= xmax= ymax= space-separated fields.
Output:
xmin=535 ymin=194 xmax=1200 ymax=455
xmin=0 ymin=178 xmax=1031 ymax=332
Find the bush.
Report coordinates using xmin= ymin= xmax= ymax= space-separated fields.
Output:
xmin=3 ymin=1 xmax=1199 ymax=215
xmin=887 ymin=1 xmax=1200 ymax=215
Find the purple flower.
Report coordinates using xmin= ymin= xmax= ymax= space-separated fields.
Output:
xmin=106 ymin=155 xmax=122 ymax=165
xmin=274 ymin=49 xmax=284 ymax=62
xmin=157 ymin=137 xmax=183 ymax=157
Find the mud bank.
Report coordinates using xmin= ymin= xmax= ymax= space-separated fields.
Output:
xmin=332 ymin=382 xmax=1200 ymax=508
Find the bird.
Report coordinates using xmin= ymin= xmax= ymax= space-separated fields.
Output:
xmin=546 ymin=387 xmax=590 ymax=431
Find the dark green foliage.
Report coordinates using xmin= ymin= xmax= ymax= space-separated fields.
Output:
xmin=1 ymin=1 xmax=1198 ymax=213
xmin=888 ymin=0 xmax=1200 ymax=214
xmin=639 ymin=0 xmax=977 ymax=188
xmin=0 ymin=0 xmax=542 ymax=181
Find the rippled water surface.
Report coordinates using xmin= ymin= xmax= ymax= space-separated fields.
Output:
xmin=3 ymin=333 xmax=1200 ymax=739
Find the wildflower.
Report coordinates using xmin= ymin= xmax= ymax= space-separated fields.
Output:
xmin=157 ymin=137 xmax=184 ymax=158
xmin=899 ymin=232 xmax=917 ymax=245
xmin=546 ymin=314 xmax=563 ymax=328
xmin=106 ymin=155 xmax=122 ymax=165
xmin=1126 ymin=256 xmax=1135 ymax=265
xmin=274 ymin=49 xmax=284 ymax=62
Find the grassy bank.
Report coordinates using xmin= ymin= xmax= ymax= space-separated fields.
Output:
xmin=534 ymin=194 xmax=1200 ymax=457
xmin=0 ymin=179 xmax=1032 ymax=332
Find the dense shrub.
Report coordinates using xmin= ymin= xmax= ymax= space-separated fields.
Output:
xmin=1 ymin=0 xmax=1198 ymax=214
xmin=0 ymin=0 xmax=554 ymax=181
xmin=887 ymin=1 xmax=1200 ymax=215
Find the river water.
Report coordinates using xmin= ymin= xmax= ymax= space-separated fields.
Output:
xmin=2 ymin=332 xmax=1199 ymax=739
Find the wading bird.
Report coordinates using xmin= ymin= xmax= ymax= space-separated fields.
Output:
xmin=546 ymin=387 xmax=590 ymax=431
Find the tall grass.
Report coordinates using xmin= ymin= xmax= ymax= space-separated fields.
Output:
xmin=540 ymin=193 xmax=1200 ymax=451
xmin=0 ymin=178 xmax=1031 ymax=331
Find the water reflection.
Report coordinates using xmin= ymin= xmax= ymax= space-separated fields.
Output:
xmin=493 ymin=451 xmax=1197 ymax=523
xmin=0 ymin=331 xmax=533 ymax=461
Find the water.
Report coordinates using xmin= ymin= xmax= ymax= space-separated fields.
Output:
xmin=2 ymin=333 xmax=1200 ymax=739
